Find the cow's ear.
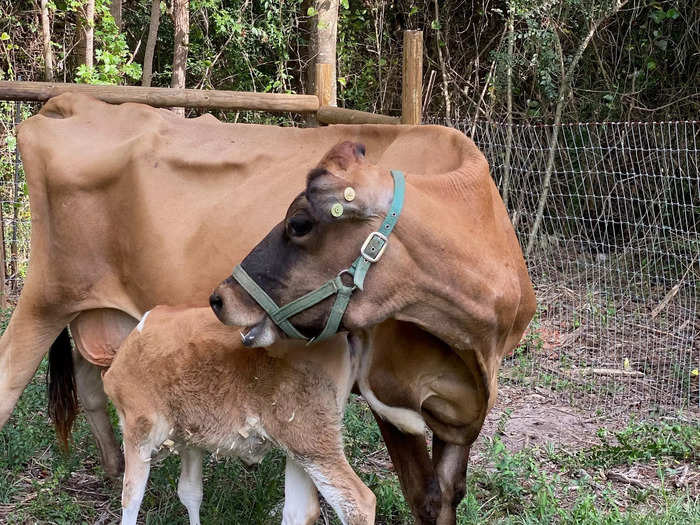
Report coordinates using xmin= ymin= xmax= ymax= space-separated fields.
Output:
xmin=315 ymin=141 xmax=366 ymax=171
xmin=305 ymin=166 xmax=375 ymax=221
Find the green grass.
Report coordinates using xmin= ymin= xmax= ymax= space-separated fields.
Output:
xmin=1 ymin=378 xmax=697 ymax=524
xmin=0 ymin=320 xmax=697 ymax=524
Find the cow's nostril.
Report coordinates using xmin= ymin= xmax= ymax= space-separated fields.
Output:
xmin=209 ymin=293 xmax=223 ymax=313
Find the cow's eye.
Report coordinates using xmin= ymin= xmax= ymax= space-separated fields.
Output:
xmin=287 ymin=215 xmax=313 ymax=237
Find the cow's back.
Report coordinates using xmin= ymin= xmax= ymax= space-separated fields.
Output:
xmin=17 ymin=94 xmax=482 ymax=318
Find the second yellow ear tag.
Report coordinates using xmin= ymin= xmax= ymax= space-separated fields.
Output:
xmin=343 ymin=187 xmax=356 ymax=202
xmin=330 ymin=203 xmax=344 ymax=217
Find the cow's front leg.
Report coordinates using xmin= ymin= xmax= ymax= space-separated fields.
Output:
xmin=372 ymin=410 xmax=441 ymax=524
xmin=0 ymin=304 xmax=69 ymax=430
xmin=432 ymin=436 xmax=470 ymax=525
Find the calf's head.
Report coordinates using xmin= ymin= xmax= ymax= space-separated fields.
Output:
xmin=210 ymin=141 xmax=410 ymax=346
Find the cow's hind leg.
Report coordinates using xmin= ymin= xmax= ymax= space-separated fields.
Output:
xmin=432 ymin=436 xmax=470 ymax=525
xmin=72 ymin=348 xmax=124 ymax=477
xmin=373 ymin=411 xmax=441 ymax=524
xmin=0 ymin=301 xmax=69 ymax=430
xmin=300 ymin=453 xmax=375 ymax=525
xmin=177 ymin=447 xmax=203 ymax=525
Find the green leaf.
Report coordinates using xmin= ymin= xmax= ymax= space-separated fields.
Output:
xmin=0 ymin=33 xmax=9 ymax=41
xmin=338 ymin=76 xmax=347 ymax=87
xmin=306 ymin=7 xmax=318 ymax=16
xmin=341 ymin=0 xmax=349 ymax=9
xmin=430 ymin=20 xmax=441 ymax=31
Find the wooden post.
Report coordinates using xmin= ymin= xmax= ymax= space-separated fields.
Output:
xmin=315 ymin=63 xmax=334 ymax=107
xmin=401 ymin=30 xmax=423 ymax=125
xmin=312 ymin=62 xmax=334 ymax=127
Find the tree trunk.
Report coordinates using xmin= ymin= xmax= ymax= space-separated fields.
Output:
xmin=314 ymin=0 xmax=339 ymax=106
xmin=525 ymin=1 xmax=627 ymax=257
xmin=142 ymin=0 xmax=161 ymax=87
xmin=304 ymin=1 xmax=339 ymax=105
xmin=170 ymin=0 xmax=189 ymax=116
xmin=110 ymin=0 xmax=122 ymax=30
xmin=301 ymin=0 xmax=315 ymax=95
xmin=76 ymin=0 xmax=95 ymax=69
xmin=502 ymin=11 xmax=515 ymax=209
xmin=433 ymin=0 xmax=451 ymax=125
xmin=40 ymin=0 xmax=54 ymax=81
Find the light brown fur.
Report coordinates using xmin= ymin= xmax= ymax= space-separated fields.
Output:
xmin=0 ymin=95 xmax=535 ymax=524
xmin=213 ymin=140 xmax=536 ymax=524
xmin=104 ymin=306 xmax=374 ymax=525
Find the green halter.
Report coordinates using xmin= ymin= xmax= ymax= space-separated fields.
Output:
xmin=231 ymin=170 xmax=405 ymax=343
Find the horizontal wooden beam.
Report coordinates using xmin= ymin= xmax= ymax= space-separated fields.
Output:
xmin=0 ymin=81 xmax=320 ymax=113
xmin=317 ymin=105 xmax=400 ymax=125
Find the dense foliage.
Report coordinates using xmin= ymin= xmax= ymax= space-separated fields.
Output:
xmin=0 ymin=1 xmax=697 ymax=121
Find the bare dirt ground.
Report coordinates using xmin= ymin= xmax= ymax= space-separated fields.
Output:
xmin=472 ymin=382 xmax=699 ymax=509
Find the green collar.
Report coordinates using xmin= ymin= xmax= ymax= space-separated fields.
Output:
xmin=232 ymin=169 xmax=405 ymax=343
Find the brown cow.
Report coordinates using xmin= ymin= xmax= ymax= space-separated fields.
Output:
xmin=0 ymin=93 xmax=534 ymax=524
xmin=212 ymin=140 xmax=536 ymax=524
xmin=102 ymin=306 xmax=374 ymax=525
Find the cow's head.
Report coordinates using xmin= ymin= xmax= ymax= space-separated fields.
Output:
xmin=209 ymin=141 xmax=415 ymax=346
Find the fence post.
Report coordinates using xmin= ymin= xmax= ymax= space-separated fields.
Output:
xmin=315 ymin=62 xmax=334 ymax=108
xmin=402 ymin=30 xmax=423 ymax=125
xmin=310 ymin=62 xmax=334 ymax=127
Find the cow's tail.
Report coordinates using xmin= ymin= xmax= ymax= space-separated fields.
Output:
xmin=355 ymin=336 xmax=425 ymax=436
xmin=46 ymin=328 xmax=79 ymax=452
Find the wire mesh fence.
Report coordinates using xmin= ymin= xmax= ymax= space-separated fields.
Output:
xmin=1 ymin=104 xmax=697 ymax=413
xmin=0 ymin=101 xmax=33 ymax=305
xmin=455 ymin=119 xmax=699 ymax=414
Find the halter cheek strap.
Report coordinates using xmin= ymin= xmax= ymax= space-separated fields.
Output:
xmin=232 ymin=169 xmax=405 ymax=343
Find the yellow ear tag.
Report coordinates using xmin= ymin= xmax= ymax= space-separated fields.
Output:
xmin=330 ymin=203 xmax=344 ymax=218
xmin=343 ymin=187 xmax=356 ymax=202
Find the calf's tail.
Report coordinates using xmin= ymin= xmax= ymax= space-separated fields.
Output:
xmin=46 ymin=328 xmax=79 ymax=451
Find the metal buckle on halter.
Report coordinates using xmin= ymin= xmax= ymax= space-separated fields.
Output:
xmin=337 ymin=269 xmax=358 ymax=291
xmin=360 ymin=231 xmax=389 ymax=263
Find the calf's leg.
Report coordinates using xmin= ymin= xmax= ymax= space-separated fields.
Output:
xmin=372 ymin=411 xmax=441 ymax=524
xmin=282 ymin=457 xmax=320 ymax=525
xmin=301 ymin=454 xmax=375 ymax=525
xmin=71 ymin=348 xmax=124 ymax=477
xmin=177 ymin=447 xmax=203 ymax=525
xmin=121 ymin=437 xmax=151 ymax=525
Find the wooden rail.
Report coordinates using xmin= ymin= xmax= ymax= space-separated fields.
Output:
xmin=318 ymin=106 xmax=400 ymax=125
xmin=0 ymin=81 xmax=320 ymax=113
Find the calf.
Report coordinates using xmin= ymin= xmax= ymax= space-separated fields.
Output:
xmin=102 ymin=306 xmax=375 ymax=525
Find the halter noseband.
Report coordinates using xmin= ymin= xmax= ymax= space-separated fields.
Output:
xmin=231 ymin=170 xmax=405 ymax=343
